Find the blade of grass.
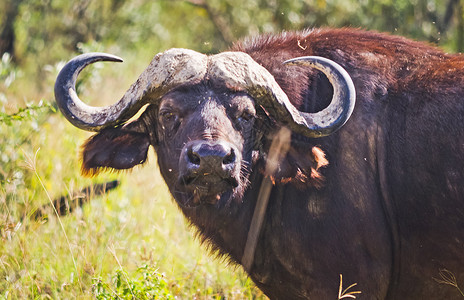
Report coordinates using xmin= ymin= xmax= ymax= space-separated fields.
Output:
xmin=108 ymin=242 xmax=136 ymax=299
xmin=23 ymin=148 xmax=83 ymax=293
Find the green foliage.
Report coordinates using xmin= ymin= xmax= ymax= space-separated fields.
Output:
xmin=92 ymin=265 xmax=174 ymax=299
xmin=4 ymin=0 xmax=463 ymax=83
xmin=0 ymin=100 xmax=53 ymax=203
xmin=0 ymin=100 xmax=54 ymax=126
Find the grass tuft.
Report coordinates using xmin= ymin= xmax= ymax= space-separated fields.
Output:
xmin=23 ymin=148 xmax=84 ymax=293
xmin=92 ymin=265 xmax=174 ymax=299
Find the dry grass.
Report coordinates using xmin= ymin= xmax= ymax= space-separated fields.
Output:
xmin=434 ymin=269 xmax=464 ymax=297
xmin=338 ymin=274 xmax=361 ymax=299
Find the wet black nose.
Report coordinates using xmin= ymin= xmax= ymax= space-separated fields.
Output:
xmin=186 ymin=141 xmax=236 ymax=171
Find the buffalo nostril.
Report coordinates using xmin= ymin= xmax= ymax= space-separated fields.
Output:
xmin=187 ymin=148 xmax=201 ymax=165
xmin=223 ymin=148 xmax=236 ymax=165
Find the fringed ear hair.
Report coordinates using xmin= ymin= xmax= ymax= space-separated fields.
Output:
xmin=81 ymin=128 xmax=150 ymax=177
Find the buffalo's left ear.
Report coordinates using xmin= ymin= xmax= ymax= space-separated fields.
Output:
xmin=81 ymin=127 xmax=150 ymax=176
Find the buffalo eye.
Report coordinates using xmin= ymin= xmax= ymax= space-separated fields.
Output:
xmin=235 ymin=110 xmax=255 ymax=129
xmin=238 ymin=111 xmax=253 ymax=122
xmin=159 ymin=110 xmax=181 ymax=135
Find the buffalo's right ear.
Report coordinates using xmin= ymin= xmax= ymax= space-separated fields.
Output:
xmin=81 ymin=127 xmax=150 ymax=176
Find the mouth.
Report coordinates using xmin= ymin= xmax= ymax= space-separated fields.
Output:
xmin=192 ymin=189 xmax=221 ymax=205
xmin=179 ymin=173 xmax=239 ymax=187
xmin=177 ymin=173 xmax=239 ymax=207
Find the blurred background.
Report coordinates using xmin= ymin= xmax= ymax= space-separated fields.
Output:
xmin=1 ymin=0 xmax=463 ymax=298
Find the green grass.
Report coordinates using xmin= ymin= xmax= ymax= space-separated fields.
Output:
xmin=0 ymin=56 xmax=266 ymax=299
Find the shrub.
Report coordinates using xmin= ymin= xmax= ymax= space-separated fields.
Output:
xmin=92 ymin=265 xmax=174 ymax=300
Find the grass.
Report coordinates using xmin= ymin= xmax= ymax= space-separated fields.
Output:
xmin=0 ymin=54 xmax=266 ymax=298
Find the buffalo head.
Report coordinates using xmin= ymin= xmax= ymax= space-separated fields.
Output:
xmin=54 ymin=48 xmax=355 ymax=208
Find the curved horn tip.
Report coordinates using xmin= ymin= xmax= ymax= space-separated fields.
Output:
xmin=67 ymin=52 xmax=123 ymax=64
xmin=281 ymin=55 xmax=356 ymax=137
xmin=55 ymin=52 xmax=124 ymax=90
xmin=54 ymin=52 xmax=126 ymax=132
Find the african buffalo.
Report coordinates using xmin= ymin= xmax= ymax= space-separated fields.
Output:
xmin=55 ymin=28 xmax=464 ymax=299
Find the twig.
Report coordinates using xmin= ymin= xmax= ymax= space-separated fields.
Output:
xmin=30 ymin=180 xmax=119 ymax=220
xmin=434 ymin=268 xmax=464 ymax=297
xmin=338 ymin=274 xmax=362 ymax=299
xmin=242 ymin=127 xmax=291 ymax=272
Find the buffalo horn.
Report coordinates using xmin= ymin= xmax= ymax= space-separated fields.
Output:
xmin=208 ymin=52 xmax=355 ymax=138
xmin=54 ymin=49 xmax=208 ymax=131
xmin=283 ymin=56 xmax=356 ymax=137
